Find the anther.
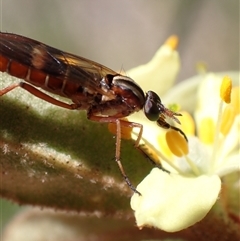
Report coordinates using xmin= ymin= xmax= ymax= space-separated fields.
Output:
xmin=165 ymin=35 xmax=179 ymax=50
xmin=165 ymin=130 xmax=189 ymax=157
xmin=220 ymin=76 xmax=232 ymax=104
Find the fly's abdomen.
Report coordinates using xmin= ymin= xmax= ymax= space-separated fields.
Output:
xmin=0 ymin=54 xmax=57 ymax=90
xmin=0 ymin=53 xmax=100 ymax=111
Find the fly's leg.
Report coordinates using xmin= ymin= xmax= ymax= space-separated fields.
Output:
xmin=88 ymin=114 xmax=142 ymax=195
xmin=113 ymin=119 xmax=169 ymax=172
xmin=0 ymin=82 xmax=78 ymax=110
xmin=136 ymin=144 xmax=169 ymax=173
xmin=157 ymin=115 xmax=188 ymax=142
xmin=115 ymin=119 xmax=142 ymax=195
xmin=0 ymin=83 xmax=20 ymax=95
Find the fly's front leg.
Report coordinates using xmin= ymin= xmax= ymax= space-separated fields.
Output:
xmin=112 ymin=119 xmax=166 ymax=170
xmin=157 ymin=115 xmax=188 ymax=142
xmin=88 ymin=113 xmax=141 ymax=195
xmin=0 ymin=82 xmax=78 ymax=110
xmin=114 ymin=119 xmax=142 ymax=195
xmin=115 ymin=119 xmax=143 ymax=147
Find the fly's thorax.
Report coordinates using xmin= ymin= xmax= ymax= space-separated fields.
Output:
xmin=111 ymin=75 xmax=145 ymax=111
xmin=88 ymin=74 xmax=146 ymax=118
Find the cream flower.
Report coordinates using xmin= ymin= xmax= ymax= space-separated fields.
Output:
xmin=128 ymin=35 xmax=181 ymax=145
xmin=127 ymin=35 xmax=180 ymax=96
xmin=108 ymin=36 xmax=239 ymax=232
xmin=130 ymin=72 xmax=239 ymax=232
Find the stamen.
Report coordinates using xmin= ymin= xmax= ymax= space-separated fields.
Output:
xmin=220 ymin=105 xmax=236 ymax=136
xmin=146 ymin=135 xmax=184 ymax=174
xmin=165 ymin=130 xmax=188 ymax=157
xmin=164 ymin=35 xmax=179 ymax=50
xmin=220 ymin=76 xmax=232 ymax=104
xmin=199 ymin=118 xmax=215 ymax=144
xmin=220 ymin=87 xmax=239 ymax=136
xmin=211 ymin=77 xmax=233 ymax=170
xmin=165 ymin=131 xmax=201 ymax=175
xmin=185 ymin=155 xmax=201 ymax=176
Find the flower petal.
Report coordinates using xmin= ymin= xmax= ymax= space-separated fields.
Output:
xmin=221 ymin=114 xmax=240 ymax=158
xmin=216 ymin=153 xmax=240 ymax=176
xmin=127 ymin=36 xmax=180 ymax=96
xmin=130 ymin=168 xmax=221 ymax=232
xmin=195 ymin=73 xmax=223 ymax=126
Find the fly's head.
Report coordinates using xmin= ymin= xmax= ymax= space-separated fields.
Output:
xmin=144 ymin=91 xmax=184 ymax=132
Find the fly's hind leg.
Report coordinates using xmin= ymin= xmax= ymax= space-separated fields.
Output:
xmin=0 ymin=82 xmax=78 ymax=110
xmin=88 ymin=113 xmax=142 ymax=195
xmin=0 ymin=82 xmax=20 ymax=96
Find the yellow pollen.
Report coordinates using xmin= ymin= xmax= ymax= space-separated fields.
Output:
xmin=108 ymin=119 xmax=132 ymax=140
xmin=164 ymin=35 xmax=179 ymax=50
xmin=165 ymin=130 xmax=188 ymax=157
xmin=199 ymin=118 xmax=215 ymax=144
xmin=220 ymin=105 xmax=236 ymax=136
xmin=220 ymin=76 xmax=232 ymax=104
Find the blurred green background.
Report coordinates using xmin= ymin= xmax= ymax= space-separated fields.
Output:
xmin=0 ymin=0 xmax=239 ymax=235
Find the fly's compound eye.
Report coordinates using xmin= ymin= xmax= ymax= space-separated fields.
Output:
xmin=144 ymin=91 xmax=162 ymax=121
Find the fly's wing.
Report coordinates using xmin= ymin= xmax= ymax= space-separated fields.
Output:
xmin=56 ymin=51 xmax=118 ymax=96
xmin=0 ymin=32 xmax=117 ymax=97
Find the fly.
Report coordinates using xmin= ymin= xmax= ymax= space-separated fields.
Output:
xmin=0 ymin=32 xmax=187 ymax=195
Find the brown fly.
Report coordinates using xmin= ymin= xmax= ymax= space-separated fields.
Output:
xmin=0 ymin=32 xmax=187 ymax=194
